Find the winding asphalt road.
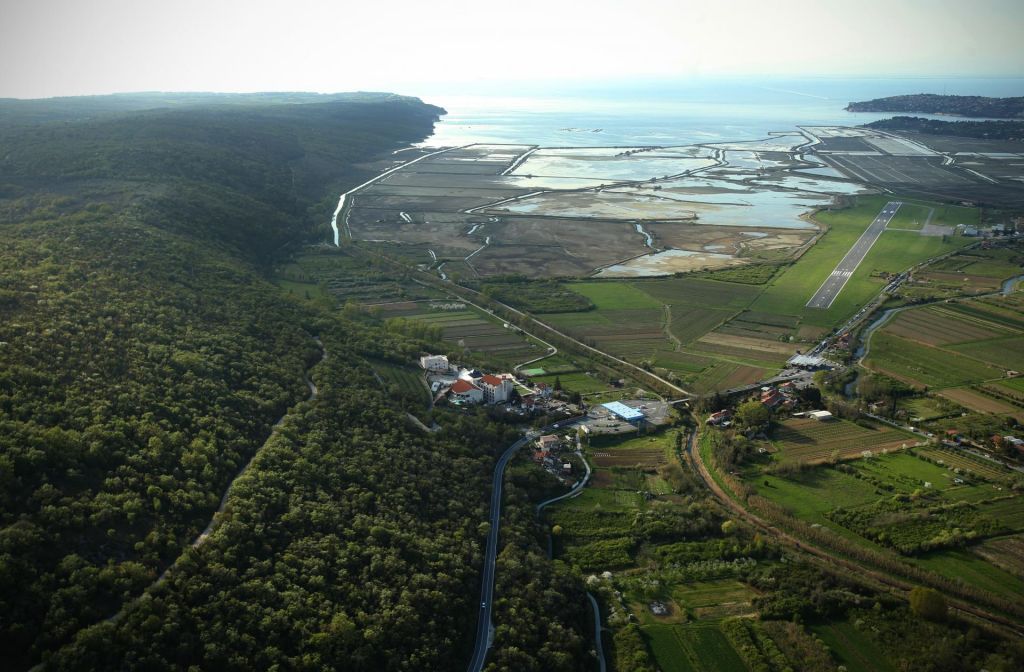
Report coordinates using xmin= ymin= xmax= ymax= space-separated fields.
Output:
xmin=466 ymin=432 xmax=536 ymax=672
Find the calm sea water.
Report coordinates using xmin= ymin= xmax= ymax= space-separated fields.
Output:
xmin=418 ymin=77 xmax=1024 ymax=147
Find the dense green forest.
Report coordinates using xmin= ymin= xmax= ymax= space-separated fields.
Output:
xmin=864 ymin=116 xmax=1024 ymax=141
xmin=847 ymin=94 xmax=1024 ymax=118
xmin=0 ymin=94 xmax=591 ymax=670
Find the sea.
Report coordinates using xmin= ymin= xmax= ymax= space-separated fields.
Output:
xmin=415 ymin=76 xmax=1024 ymax=148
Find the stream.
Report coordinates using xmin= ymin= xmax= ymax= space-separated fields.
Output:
xmin=845 ymin=272 xmax=1024 ymax=397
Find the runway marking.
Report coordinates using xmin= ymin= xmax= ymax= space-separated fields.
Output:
xmin=806 ymin=201 xmax=902 ymax=310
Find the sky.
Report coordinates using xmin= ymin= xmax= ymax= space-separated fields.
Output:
xmin=1 ymin=0 xmax=1022 ymax=99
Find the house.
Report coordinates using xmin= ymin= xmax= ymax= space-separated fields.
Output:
xmin=707 ymin=409 xmax=732 ymax=426
xmin=761 ymin=389 xmax=786 ymax=410
xmin=448 ymin=379 xmax=483 ymax=404
xmin=479 ymin=374 xmax=514 ymax=404
xmin=538 ymin=434 xmax=560 ymax=452
xmin=419 ymin=354 xmax=450 ymax=372
xmin=535 ymin=382 xmax=553 ymax=399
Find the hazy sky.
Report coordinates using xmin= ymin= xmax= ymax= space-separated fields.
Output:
xmin=1 ymin=0 xmax=1022 ymax=98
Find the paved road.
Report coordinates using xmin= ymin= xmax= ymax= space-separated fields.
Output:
xmin=806 ymin=201 xmax=902 ymax=310
xmin=466 ymin=432 xmax=534 ymax=672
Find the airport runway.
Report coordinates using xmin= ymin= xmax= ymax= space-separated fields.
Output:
xmin=806 ymin=201 xmax=902 ymax=310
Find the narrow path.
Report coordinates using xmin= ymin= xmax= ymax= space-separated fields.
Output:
xmin=45 ymin=337 xmax=328 ymax=660
xmin=662 ymin=304 xmax=681 ymax=350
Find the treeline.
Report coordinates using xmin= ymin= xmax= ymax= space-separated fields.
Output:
xmin=43 ymin=329 xmax=523 ymax=670
xmin=847 ymin=94 xmax=1024 ymax=119
xmin=864 ymin=116 xmax=1024 ymax=141
xmin=0 ymin=93 xmax=571 ymax=670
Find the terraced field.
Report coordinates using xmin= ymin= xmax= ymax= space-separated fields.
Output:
xmin=772 ymin=417 xmax=913 ymax=463
xmin=374 ymin=303 xmax=542 ymax=368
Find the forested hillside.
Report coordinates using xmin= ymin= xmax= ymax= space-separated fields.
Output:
xmin=0 ymin=94 xmax=590 ymax=670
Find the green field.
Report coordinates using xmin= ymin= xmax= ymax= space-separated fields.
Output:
xmin=531 ymin=371 xmax=611 ymax=394
xmin=866 ymin=331 xmax=1003 ymax=388
xmin=752 ymin=195 xmax=971 ymax=327
xmin=566 ymin=281 xmax=663 ymax=309
xmin=910 ymin=548 xmax=1024 ymax=597
xmin=770 ymin=417 xmax=912 ymax=463
xmin=369 ymin=358 xmax=430 ymax=409
xmin=644 ymin=624 xmax=748 ymax=672
xmin=812 ymin=620 xmax=895 ymax=672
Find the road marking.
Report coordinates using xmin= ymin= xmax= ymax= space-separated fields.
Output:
xmin=806 ymin=201 xmax=902 ymax=310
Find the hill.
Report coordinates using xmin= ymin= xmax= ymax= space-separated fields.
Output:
xmin=0 ymin=94 xmax=592 ymax=671
xmin=846 ymin=93 xmax=1024 ymax=119
xmin=863 ymin=115 xmax=1024 ymax=141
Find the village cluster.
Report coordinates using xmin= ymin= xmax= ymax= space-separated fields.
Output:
xmin=419 ymin=354 xmax=562 ymax=414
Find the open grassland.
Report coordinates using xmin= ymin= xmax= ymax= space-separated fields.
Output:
xmin=772 ymin=417 xmax=913 ymax=464
xmin=884 ymin=202 xmax=932 ymax=230
xmin=755 ymin=468 xmax=880 ymax=520
xmin=855 ymin=452 xmax=999 ymax=499
xmin=752 ymin=195 xmax=971 ymax=327
xmin=812 ymin=620 xmax=895 ymax=672
xmin=644 ymin=624 xmax=749 ymax=672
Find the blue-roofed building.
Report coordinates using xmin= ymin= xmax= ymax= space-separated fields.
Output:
xmin=601 ymin=401 xmax=645 ymax=424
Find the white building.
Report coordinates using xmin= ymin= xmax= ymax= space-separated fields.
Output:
xmin=420 ymin=354 xmax=450 ymax=372
xmin=449 ymin=379 xmax=483 ymax=404
xmin=479 ymin=374 xmax=514 ymax=404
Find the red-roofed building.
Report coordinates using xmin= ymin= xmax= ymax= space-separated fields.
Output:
xmin=449 ymin=379 xmax=483 ymax=404
xmin=479 ymin=374 xmax=513 ymax=404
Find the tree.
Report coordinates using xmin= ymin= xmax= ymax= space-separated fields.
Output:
xmin=735 ymin=400 xmax=769 ymax=430
xmin=909 ymin=586 xmax=947 ymax=621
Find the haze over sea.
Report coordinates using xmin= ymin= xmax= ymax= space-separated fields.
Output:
xmin=420 ymin=76 xmax=1024 ymax=147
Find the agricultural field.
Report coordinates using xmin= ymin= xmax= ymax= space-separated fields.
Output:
xmin=910 ymin=548 xmax=1024 ymax=598
xmin=812 ymin=620 xmax=895 ymax=672
xmin=274 ymin=248 xmax=443 ymax=304
xmin=770 ymin=417 xmax=913 ymax=464
xmin=670 ymin=580 xmax=758 ymax=621
xmin=590 ymin=433 xmax=671 ymax=469
xmin=866 ymin=295 xmax=1024 ymax=388
xmin=865 ymin=331 xmax=1004 ymax=388
xmin=937 ymin=387 xmax=1022 ymax=418
xmin=372 ymin=301 xmax=543 ymax=369
xmin=546 ymin=277 xmax=791 ymax=391
xmin=972 ymin=534 xmax=1024 ymax=580
xmin=644 ymin=623 xmax=748 ymax=672
xmin=918 ymin=446 xmax=1016 ymax=482
xmin=368 ymin=358 xmax=430 ymax=409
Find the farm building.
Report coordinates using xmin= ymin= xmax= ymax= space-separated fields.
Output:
xmin=808 ymin=410 xmax=834 ymax=421
xmin=419 ymin=354 xmax=450 ymax=372
xmin=602 ymin=401 xmax=645 ymax=424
